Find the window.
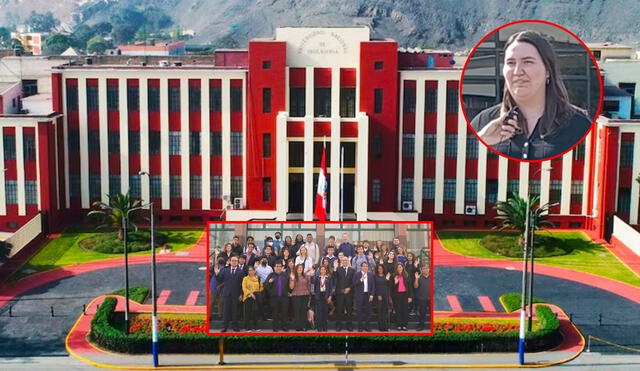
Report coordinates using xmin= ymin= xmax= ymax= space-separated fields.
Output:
xmin=107 ymin=85 xmax=119 ymax=111
xmin=109 ymin=175 xmax=120 ymax=195
xmin=372 ymin=134 xmax=382 ymax=157
xmin=169 ymin=131 xmax=181 ymax=155
xmin=465 ymin=179 xmax=477 ymax=202
xmin=402 ymin=133 xmax=415 ymax=158
xmin=263 ymin=177 xmax=271 ymax=202
xmin=209 ymin=86 xmax=221 ymax=112
xmin=22 ymin=79 xmax=38 ymax=97
xmin=263 ymin=133 xmax=271 ymax=158
xmin=550 ymin=180 xmax=562 ymax=204
xmin=446 ymin=86 xmax=458 ymax=113
xmin=149 ymin=131 xmax=161 ymax=155
xmin=231 ymin=86 xmax=243 ymax=112
xmin=168 ymin=86 xmax=180 ymax=112
xmin=22 ymin=134 xmax=36 ymax=161
xmin=488 ymin=150 xmax=499 ymax=159
xmin=445 ymin=134 xmax=457 ymax=158
xmin=340 ymin=88 xmax=356 ymax=117
xmin=211 ymin=176 xmax=222 ymax=198
xmin=88 ymin=131 xmax=100 ymax=154
xmin=290 ymin=87 xmax=305 ymax=117
xmin=108 ymin=132 xmax=120 ymax=154
xmin=374 ymin=61 xmax=383 ymax=70
xmin=3 ymin=135 xmax=15 ymax=159
xmin=314 ymin=88 xmax=331 ymax=117
xmin=189 ymin=132 xmax=201 ymax=155
xmin=70 ymin=175 xmax=81 ymax=199
xmin=424 ymin=134 xmax=437 ymax=158
xmin=190 ymin=176 xmax=201 ymax=199
xmin=231 ymin=132 xmax=242 ymax=156
xmin=66 ymin=84 xmax=78 ymax=111
xmin=210 ymin=132 xmax=222 ymax=155
xmin=374 ymin=88 xmax=383 ymax=114
xmin=603 ymin=100 xmax=620 ymax=113
xmin=289 ymin=142 xmax=304 ymax=167
xmin=128 ymin=131 xmax=140 ymax=155
xmin=150 ymin=175 xmax=161 ymax=198
xmin=5 ymin=180 xmax=17 ymax=204
xmin=231 ymin=176 xmax=243 ymax=199
xmin=263 ymin=87 xmax=271 ymax=113
xmin=148 ymin=85 xmax=160 ymax=111
xmin=401 ymin=178 xmax=413 ymax=202
xmin=486 ymin=179 xmax=499 ymax=203
xmin=620 ymin=140 xmax=634 ymax=167
xmin=593 ymin=50 xmax=601 ymax=59
xmin=617 ymin=188 xmax=631 ymax=214
xmin=403 ymin=86 xmax=416 ymax=113
xmin=87 ymin=85 xmax=99 ymax=111
xmin=25 ymin=180 xmax=37 ymax=204
xmin=426 ymin=87 xmax=437 ymax=113
xmin=573 ymin=141 xmax=585 ymax=161
xmin=262 ymin=60 xmax=271 ymax=69
xmin=129 ymin=175 xmax=141 ymax=198
xmin=507 ymin=179 xmax=519 ymax=197
xmin=571 ymin=180 xmax=583 ymax=204
xmin=529 ymin=180 xmax=541 ymax=199
xmin=68 ymin=131 xmax=79 ymax=154
xmin=189 ymin=86 xmax=201 ymax=112
xmin=170 ymin=176 xmax=181 ymax=198
xmin=443 ymin=179 xmax=456 ymax=201
xmin=371 ymin=179 xmax=381 ymax=203
xmin=423 ymin=178 xmax=435 ymax=200
xmin=466 ymin=136 xmax=478 ymax=159
xmin=127 ymin=85 xmax=139 ymax=111
xmin=89 ymin=175 xmax=100 ymax=198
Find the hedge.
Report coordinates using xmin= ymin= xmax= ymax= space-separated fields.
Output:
xmin=110 ymin=286 xmax=150 ymax=304
xmin=89 ymin=297 xmax=563 ymax=354
xmin=500 ymin=293 xmax=545 ymax=313
xmin=79 ymin=230 xmax=167 ymax=254
xmin=480 ymin=234 xmax=572 ymax=258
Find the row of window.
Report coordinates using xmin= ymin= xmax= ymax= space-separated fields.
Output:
xmin=2 ymin=134 xmax=37 ymax=161
xmin=289 ymin=87 xmax=357 ymax=118
xmin=69 ymin=175 xmax=245 ymax=201
xmin=67 ymin=83 xmax=241 ymax=113
xmin=403 ymin=86 xmax=458 ymax=114
xmin=395 ymin=178 xmax=583 ymax=205
xmin=401 ymin=134 xmax=479 ymax=159
xmin=4 ymin=180 xmax=38 ymax=205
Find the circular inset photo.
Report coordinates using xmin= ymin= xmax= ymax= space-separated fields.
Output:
xmin=460 ymin=20 xmax=603 ymax=162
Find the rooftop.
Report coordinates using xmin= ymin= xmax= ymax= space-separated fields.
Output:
xmin=604 ymin=85 xmax=633 ymax=97
xmin=586 ymin=42 xmax=633 ymax=49
xmin=0 ymin=81 xmax=20 ymax=94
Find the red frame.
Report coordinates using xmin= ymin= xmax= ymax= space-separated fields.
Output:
xmin=205 ymin=220 xmax=435 ymax=337
xmin=459 ymin=19 xmax=604 ymax=163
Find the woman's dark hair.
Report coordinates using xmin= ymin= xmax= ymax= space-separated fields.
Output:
xmin=294 ymin=263 xmax=305 ymax=280
xmin=376 ymin=264 xmax=386 ymax=275
xmin=502 ymin=30 xmax=585 ymax=138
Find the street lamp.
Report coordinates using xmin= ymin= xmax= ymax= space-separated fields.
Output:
xmin=123 ymin=205 xmax=140 ymax=335
xmin=139 ymin=171 xmax=159 ymax=367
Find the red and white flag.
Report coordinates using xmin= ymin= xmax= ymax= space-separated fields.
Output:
xmin=314 ymin=145 xmax=328 ymax=221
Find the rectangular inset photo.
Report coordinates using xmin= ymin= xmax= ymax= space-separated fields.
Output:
xmin=206 ymin=221 xmax=433 ymax=336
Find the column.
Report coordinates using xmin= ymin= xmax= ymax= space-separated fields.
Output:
xmin=629 ymin=131 xmax=640 ymax=224
xmin=519 ymin=162 xmax=529 ymax=200
xmin=139 ymin=78 xmax=150 ymax=203
xmin=497 ymin=156 xmax=508 ymax=202
xmin=62 ymin=77 xmax=70 ymax=208
xmin=540 ymin=160 xmax=552 ymax=208
xmin=242 ymin=76 xmax=247 ymax=205
xmin=201 ymin=77 xmax=211 ymax=210
xmin=434 ymin=79 xmax=447 ymax=214
xmin=180 ymin=78 xmax=190 ymax=209
xmin=581 ymin=133 xmax=592 ymax=215
xmin=454 ymin=99 xmax=467 ymax=214
xmin=16 ymin=127 xmax=26 ymax=216
xmin=331 ymin=67 xmax=340 ymax=118
xmin=0 ymin=128 xmax=5 ymax=215
xmin=160 ymin=77 xmax=170 ymax=209
xmin=303 ymin=116 xmax=314 ymax=221
xmin=98 ymin=78 xmax=109 ymax=203
xmin=276 ymin=112 xmax=288 ymax=220
xmin=221 ymin=78 xmax=231 ymax=207
xmin=330 ymin=117 xmax=340 ymax=221
xmin=355 ymin=114 xmax=369 ymax=221
xmin=119 ymin=78 xmax=129 ymax=194
xmin=561 ymin=152 xmax=573 ymax=215
xmin=414 ymin=78 xmax=425 ymax=213
xmin=476 ymin=143 xmax=487 ymax=215
xmin=78 ymin=77 xmax=90 ymax=209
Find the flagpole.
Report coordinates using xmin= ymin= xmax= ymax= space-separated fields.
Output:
xmin=340 ymin=145 xmax=344 ymax=221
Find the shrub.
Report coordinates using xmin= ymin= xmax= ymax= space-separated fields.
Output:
xmin=79 ymin=230 xmax=167 ymax=254
xmin=110 ymin=286 xmax=150 ymax=304
xmin=500 ymin=293 xmax=545 ymax=313
xmin=480 ymin=233 xmax=572 ymax=258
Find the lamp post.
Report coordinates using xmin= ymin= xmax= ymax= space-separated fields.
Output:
xmin=140 ymin=171 xmax=159 ymax=367
xmin=517 ymin=198 xmax=530 ymax=365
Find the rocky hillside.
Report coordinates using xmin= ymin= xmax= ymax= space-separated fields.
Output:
xmin=1 ymin=0 xmax=639 ymax=50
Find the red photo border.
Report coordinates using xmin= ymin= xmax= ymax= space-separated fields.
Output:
xmin=205 ymin=220 xmax=435 ymax=337
xmin=459 ymin=19 xmax=604 ymax=163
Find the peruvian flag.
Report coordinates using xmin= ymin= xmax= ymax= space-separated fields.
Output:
xmin=314 ymin=145 xmax=328 ymax=221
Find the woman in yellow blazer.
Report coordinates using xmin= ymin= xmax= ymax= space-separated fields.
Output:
xmin=242 ymin=266 xmax=264 ymax=331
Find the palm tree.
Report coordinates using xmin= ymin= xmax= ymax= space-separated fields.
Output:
xmin=88 ymin=192 xmax=143 ymax=241
xmin=494 ymin=194 xmax=555 ymax=248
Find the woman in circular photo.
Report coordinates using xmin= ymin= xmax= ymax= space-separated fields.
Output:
xmin=471 ymin=30 xmax=592 ymax=160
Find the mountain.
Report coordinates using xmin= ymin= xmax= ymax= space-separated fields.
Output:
xmin=1 ymin=0 xmax=639 ymax=50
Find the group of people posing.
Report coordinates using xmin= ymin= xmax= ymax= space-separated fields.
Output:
xmin=210 ymin=232 xmax=432 ymax=333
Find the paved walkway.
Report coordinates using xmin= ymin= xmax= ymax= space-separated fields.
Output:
xmin=65 ymin=295 xmax=584 ymax=369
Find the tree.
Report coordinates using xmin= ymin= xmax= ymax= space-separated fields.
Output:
xmin=71 ymin=24 xmax=96 ymax=49
xmin=0 ymin=27 xmax=10 ymax=44
xmin=113 ymin=24 xmax=138 ymax=44
xmin=87 ymin=35 xmax=113 ymax=54
xmin=25 ymin=11 xmax=59 ymax=32
xmin=43 ymin=33 xmax=71 ymax=55
xmin=494 ymin=194 xmax=555 ymax=248
xmin=88 ymin=193 xmax=143 ymax=242
xmin=93 ymin=22 xmax=113 ymax=36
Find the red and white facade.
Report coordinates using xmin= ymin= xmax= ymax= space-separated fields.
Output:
xmin=0 ymin=27 xmax=637 ymax=239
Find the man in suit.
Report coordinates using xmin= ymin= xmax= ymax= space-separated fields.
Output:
xmin=231 ymin=235 xmax=244 ymax=256
xmin=413 ymin=265 xmax=432 ymax=331
xmin=352 ymin=261 xmax=375 ymax=332
xmin=338 ymin=233 xmax=355 ymax=258
xmin=244 ymin=242 xmax=259 ymax=267
xmin=333 ymin=256 xmax=355 ymax=331
xmin=265 ymin=260 xmax=290 ymax=332
xmin=215 ymin=256 xmax=245 ymax=332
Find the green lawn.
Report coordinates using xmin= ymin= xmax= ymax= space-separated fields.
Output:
xmin=437 ymin=230 xmax=640 ymax=287
xmin=12 ymin=228 xmax=203 ymax=280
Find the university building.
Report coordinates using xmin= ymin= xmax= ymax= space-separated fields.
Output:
xmin=0 ymin=27 xmax=638 ymax=242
